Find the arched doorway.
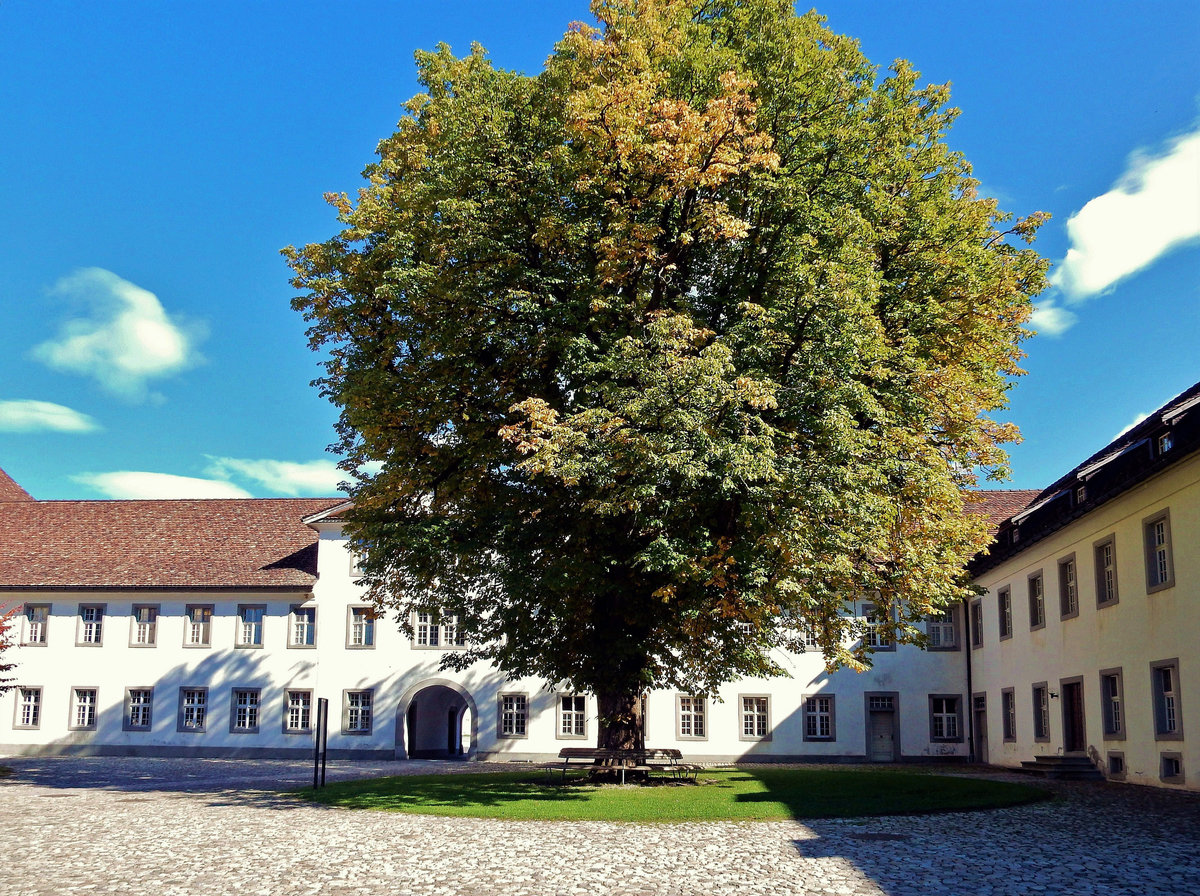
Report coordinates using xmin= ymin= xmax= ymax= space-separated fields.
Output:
xmin=396 ymin=679 xmax=477 ymax=759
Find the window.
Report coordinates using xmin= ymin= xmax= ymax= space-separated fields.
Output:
xmin=237 ymin=605 xmax=265 ymax=647
xmin=498 ymin=694 xmax=527 ymax=738
xmin=801 ymin=624 xmax=820 ymax=650
xmin=740 ymin=695 xmax=770 ymax=740
xmin=927 ymin=610 xmax=957 ymax=650
xmin=23 ymin=603 xmax=49 ymax=645
xmin=125 ymin=688 xmax=153 ymax=731
xmin=803 ymin=695 xmax=835 ymax=741
xmin=178 ymin=688 xmax=208 ymax=732
xmin=1095 ymin=536 xmax=1118 ymax=606
xmin=414 ymin=612 xmax=466 ymax=648
xmin=343 ymin=690 xmax=373 ymax=734
xmin=1144 ymin=511 xmax=1174 ymax=592
xmin=1001 ymin=688 xmax=1016 ymax=741
xmin=862 ymin=604 xmax=893 ymax=650
xmin=1100 ymin=669 xmax=1124 ymax=739
xmin=1158 ymin=432 xmax=1173 ymax=454
xmin=1028 ymin=573 xmax=1045 ymax=630
xmin=131 ymin=605 xmax=158 ymax=646
xmin=1075 ymin=485 xmax=1087 ymax=505
xmin=997 ymin=588 xmax=1012 ymax=640
xmin=677 ymin=696 xmax=707 ymax=739
xmin=1031 ymin=684 xmax=1049 ymax=741
xmin=15 ymin=687 xmax=41 ymax=729
xmin=557 ymin=695 xmax=587 ymax=739
xmin=284 ymin=690 xmax=313 ymax=734
xmin=929 ymin=695 xmax=962 ymax=742
xmin=230 ymin=689 xmax=261 ymax=733
xmin=1058 ymin=555 xmax=1079 ymax=619
xmin=77 ymin=604 xmax=105 ymax=646
xmin=347 ymin=607 xmax=375 ymax=648
xmin=290 ymin=606 xmax=316 ymax=647
xmin=184 ymin=605 xmax=213 ymax=647
xmin=1107 ymin=752 xmax=1125 ymax=778
xmin=970 ymin=600 xmax=983 ymax=647
xmin=1160 ymin=753 xmax=1184 ymax=783
xmin=1151 ymin=659 xmax=1182 ymax=740
xmin=70 ymin=688 xmax=98 ymax=730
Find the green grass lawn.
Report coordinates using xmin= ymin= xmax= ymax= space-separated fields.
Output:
xmin=296 ymin=767 xmax=1049 ymax=822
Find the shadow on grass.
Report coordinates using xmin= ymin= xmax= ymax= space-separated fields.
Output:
xmin=299 ymin=771 xmax=593 ymax=813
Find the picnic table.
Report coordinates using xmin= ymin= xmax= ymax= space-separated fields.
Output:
xmin=553 ymin=747 xmax=701 ymax=784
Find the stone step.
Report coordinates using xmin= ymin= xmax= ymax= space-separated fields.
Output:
xmin=1019 ymin=755 xmax=1105 ymax=781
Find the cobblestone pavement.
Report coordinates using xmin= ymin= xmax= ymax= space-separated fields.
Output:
xmin=1 ymin=757 xmax=1198 ymax=896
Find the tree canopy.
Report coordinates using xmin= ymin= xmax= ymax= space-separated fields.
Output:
xmin=287 ymin=0 xmax=1048 ymax=748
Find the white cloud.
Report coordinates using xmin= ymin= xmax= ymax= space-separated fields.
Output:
xmin=72 ymin=471 xmax=253 ymax=499
xmin=1113 ymin=412 xmax=1150 ymax=441
xmin=1028 ymin=300 xmax=1076 ymax=337
xmin=32 ymin=268 xmax=204 ymax=400
xmin=205 ymin=456 xmax=346 ymax=495
xmin=1052 ymin=127 xmax=1200 ymax=300
xmin=0 ymin=399 xmax=99 ymax=433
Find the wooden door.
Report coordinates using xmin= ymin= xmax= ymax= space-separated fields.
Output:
xmin=1062 ymin=682 xmax=1085 ymax=752
xmin=869 ymin=711 xmax=896 ymax=762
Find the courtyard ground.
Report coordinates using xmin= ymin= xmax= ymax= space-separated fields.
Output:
xmin=0 ymin=757 xmax=1196 ymax=896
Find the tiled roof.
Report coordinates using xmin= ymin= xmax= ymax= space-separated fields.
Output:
xmin=967 ymin=489 xmax=1042 ymax=534
xmin=0 ymin=468 xmax=33 ymax=502
xmin=0 ymin=497 xmax=342 ymax=590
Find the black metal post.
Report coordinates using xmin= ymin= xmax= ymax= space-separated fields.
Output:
xmin=313 ymin=697 xmax=329 ymax=788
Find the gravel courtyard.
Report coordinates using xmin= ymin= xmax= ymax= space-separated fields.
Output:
xmin=1 ymin=757 xmax=1197 ymax=896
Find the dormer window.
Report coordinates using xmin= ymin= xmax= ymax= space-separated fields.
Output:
xmin=1011 ymin=526 xmax=1020 ymax=543
xmin=1158 ymin=432 xmax=1173 ymax=455
xmin=1075 ymin=485 xmax=1086 ymax=505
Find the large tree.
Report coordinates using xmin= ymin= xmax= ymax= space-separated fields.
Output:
xmin=287 ymin=0 xmax=1048 ymax=751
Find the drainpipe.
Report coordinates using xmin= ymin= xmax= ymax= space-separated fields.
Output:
xmin=963 ymin=597 xmax=976 ymax=763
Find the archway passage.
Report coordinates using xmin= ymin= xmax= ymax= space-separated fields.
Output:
xmin=399 ymin=682 xmax=475 ymax=759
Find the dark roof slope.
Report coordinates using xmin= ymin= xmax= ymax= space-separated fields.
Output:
xmin=968 ymin=489 xmax=1041 ymax=535
xmin=0 ymin=497 xmax=342 ymax=590
xmin=972 ymin=380 xmax=1200 ymax=575
xmin=0 ymin=468 xmax=33 ymax=502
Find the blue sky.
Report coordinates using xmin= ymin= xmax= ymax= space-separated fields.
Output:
xmin=2 ymin=1 xmax=1198 ymax=499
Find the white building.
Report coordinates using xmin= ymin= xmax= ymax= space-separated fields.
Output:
xmin=1 ymin=379 xmax=1196 ymax=790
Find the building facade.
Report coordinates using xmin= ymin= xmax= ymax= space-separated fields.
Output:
xmin=1 ymin=380 xmax=1197 ymax=790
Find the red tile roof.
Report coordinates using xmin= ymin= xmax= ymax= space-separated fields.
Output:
xmin=0 ymin=497 xmax=342 ymax=590
xmin=967 ymin=489 xmax=1041 ymax=534
xmin=0 ymin=468 xmax=33 ymax=502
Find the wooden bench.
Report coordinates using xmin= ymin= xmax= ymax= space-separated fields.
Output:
xmin=553 ymin=747 xmax=701 ymax=784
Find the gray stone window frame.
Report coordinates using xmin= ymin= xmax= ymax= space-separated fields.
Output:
xmin=1150 ymin=658 xmax=1183 ymax=741
xmin=345 ymin=605 xmax=376 ymax=649
xmin=555 ymin=693 xmax=588 ymax=741
xmin=342 ymin=689 xmax=374 ymax=736
xmin=129 ymin=604 xmax=159 ymax=648
xmin=1099 ymin=667 xmax=1125 ymax=740
xmin=1107 ymin=751 xmax=1126 ymax=779
xmin=283 ymin=689 xmax=314 ymax=735
xmin=926 ymin=606 xmax=960 ymax=652
xmin=1031 ymin=682 xmax=1050 ymax=742
xmin=675 ymin=694 xmax=709 ymax=741
xmin=802 ymin=693 xmax=836 ymax=742
xmin=1160 ymin=752 xmax=1184 ymax=784
xmin=123 ymin=687 xmax=154 ymax=732
xmin=177 ymin=686 xmax=209 ymax=733
xmin=738 ymin=693 xmax=772 ymax=742
xmin=229 ymin=688 xmax=262 ymax=734
xmin=76 ymin=603 xmax=106 ymax=647
xmin=68 ymin=686 xmax=99 ymax=731
xmin=411 ymin=611 xmax=468 ymax=651
xmin=1094 ymin=535 xmax=1119 ymax=608
xmin=1001 ymin=688 xmax=1016 ymax=742
xmin=183 ymin=604 xmax=214 ymax=648
xmin=497 ymin=692 xmax=528 ymax=739
xmin=235 ymin=604 xmax=266 ymax=649
xmin=997 ymin=588 xmax=1012 ymax=641
xmin=21 ymin=603 xmax=50 ymax=646
xmin=1058 ymin=553 xmax=1079 ymax=620
xmin=1143 ymin=509 xmax=1175 ymax=594
xmin=970 ymin=600 xmax=983 ymax=648
xmin=13 ymin=686 xmax=42 ymax=730
xmin=1027 ymin=571 xmax=1046 ymax=631
xmin=288 ymin=604 xmax=317 ymax=649
xmin=861 ymin=602 xmax=896 ymax=652
xmin=928 ymin=693 xmax=963 ymax=743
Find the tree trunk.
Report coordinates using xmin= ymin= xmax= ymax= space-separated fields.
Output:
xmin=596 ymin=691 xmax=645 ymax=750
